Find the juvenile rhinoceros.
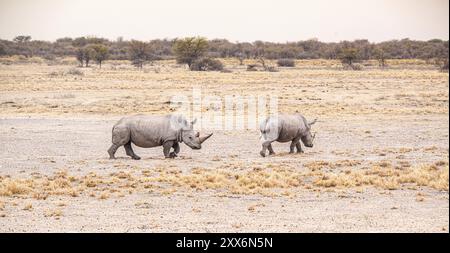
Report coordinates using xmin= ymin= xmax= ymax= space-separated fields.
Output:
xmin=259 ymin=114 xmax=317 ymax=157
xmin=108 ymin=114 xmax=213 ymax=159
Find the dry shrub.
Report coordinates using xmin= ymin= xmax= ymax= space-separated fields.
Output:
xmin=246 ymin=64 xmax=258 ymax=71
xmin=190 ymin=58 xmax=223 ymax=71
xmin=0 ymin=178 xmax=32 ymax=196
xmin=66 ymin=68 xmax=84 ymax=76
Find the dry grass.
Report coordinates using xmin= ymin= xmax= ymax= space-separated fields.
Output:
xmin=1 ymin=160 xmax=447 ymax=203
xmin=23 ymin=203 xmax=33 ymax=211
xmin=152 ymin=166 xmax=302 ymax=196
xmin=44 ymin=209 xmax=63 ymax=218
xmin=314 ymin=164 xmax=449 ymax=191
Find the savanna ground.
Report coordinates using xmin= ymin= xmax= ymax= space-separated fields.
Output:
xmin=0 ymin=57 xmax=448 ymax=232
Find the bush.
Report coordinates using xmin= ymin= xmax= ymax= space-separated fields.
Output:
xmin=189 ymin=58 xmax=223 ymax=71
xmin=246 ymin=64 xmax=258 ymax=71
xmin=277 ymin=58 xmax=295 ymax=67
xmin=350 ymin=63 xmax=363 ymax=71
xmin=435 ymin=58 xmax=449 ymax=72
xmin=338 ymin=47 xmax=360 ymax=67
xmin=66 ymin=68 xmax=84 ymax=76
xmin=266 ymin=66 xmax=279 ymax=72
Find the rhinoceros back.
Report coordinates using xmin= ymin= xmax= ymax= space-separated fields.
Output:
xmin=260 ymin=114 xmax=309 ymax=143
xmin=113 ymin=114 xmax=183 ymax=148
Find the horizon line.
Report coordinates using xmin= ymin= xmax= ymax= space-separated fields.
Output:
xmin=1 ymin=35 xmax=449 ymax=44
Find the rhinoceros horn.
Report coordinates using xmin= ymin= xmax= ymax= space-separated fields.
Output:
xmin=199 ymin=133 xmax=213 ymax=144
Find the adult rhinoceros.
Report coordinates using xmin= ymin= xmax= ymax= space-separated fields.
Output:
xmin=108 ymin=114 xmax=212 ymax=159
xmin=259 ymin=114 xmax=317 ymax=157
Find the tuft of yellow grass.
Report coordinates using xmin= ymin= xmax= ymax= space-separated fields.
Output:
xmin=98 ymin=192 xmax=110 ymax=200
xmin=23 ymin=203 xmax=33 ymax=211
xmin=313 ymin=164 xmax=449 ymax=191
xmin=304 ymin=161 xmax=334 ymax=171
xmin=0 ymin=178 xmax=32 ymax=196
xmin=44 ymin=209 xmax=63 ymax=218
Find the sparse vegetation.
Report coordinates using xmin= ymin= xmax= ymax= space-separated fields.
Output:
xmin=0 ymin=37 xmax=447 ymax=71
xmin=277 ymin=58 xmax=295 ymax=67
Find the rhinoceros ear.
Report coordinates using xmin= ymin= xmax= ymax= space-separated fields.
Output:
xmin=195 ymin=132 xmax=200 ymax=137
xmin=308 ymin=118 xmax=318 ymax=127
xmin=191 ymin=118 xmax=197 ymax=125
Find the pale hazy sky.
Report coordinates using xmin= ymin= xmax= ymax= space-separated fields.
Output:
xmin=0 ymin=0 xmax=448 ymax=42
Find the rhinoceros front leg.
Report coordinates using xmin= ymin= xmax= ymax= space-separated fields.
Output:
xmin=290 ymin=137 xmax=301 ymax=154
xmin=267 ymin=144 xmax=275 ymax=155
xmin=124 ymin=142 xmax=141 ymax=160
xmin=163 ymin=141 xmax=177 ymax=158
xmin=171 ymin=142 xmax=180 ymax=157
xmin=296 ymin=142 xmax=304 ymax=153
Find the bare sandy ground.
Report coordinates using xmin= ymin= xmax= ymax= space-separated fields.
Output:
xmin=0 ymin=115 xmax=448 ymax=232
xmin=0 ymin=60 xmax=448 ymax=232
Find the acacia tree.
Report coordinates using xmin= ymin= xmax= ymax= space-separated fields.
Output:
xmin=373 ymin=46 xmax=388 ymax=68
xmin=83 ymin=46 xmax=95 ymax=67
xmin=90 ymin=44 xmax=109 ymax=68
xmin=129 ymin=40 xmax=150 ymax=69
xmin=338 ymin=47 xmax=359 ymax=69
xmin=13 ymin=35 xmax=31 ymax=43
xmin=13 ymin=35 xmax=32 ymax=57
xmin=172 ymin=37 xmax=208 ymax=68
xmin=75 ymin=48 xmax=84 ymax=67
xmin=0 ymin=43 xmax=7 ymax=56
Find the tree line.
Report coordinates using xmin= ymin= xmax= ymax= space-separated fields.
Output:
xmin=0 ymin=36 xmax=448 ymax=70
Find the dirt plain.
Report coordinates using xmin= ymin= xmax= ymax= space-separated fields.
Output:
xmin=0 ymin=58 xmax=448 ymax=232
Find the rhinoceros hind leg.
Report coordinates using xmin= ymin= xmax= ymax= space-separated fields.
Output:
xmin=124 ymin=142 xmax=141 ymax=160
xmin=108 ymin=144 xmax=119 ymax=159
xmin=109 ymin=125 xmax=130 ymax=159
xmin=260 ymin=141 xmax=273 ymax=157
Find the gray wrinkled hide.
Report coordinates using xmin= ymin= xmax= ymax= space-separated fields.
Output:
xmin=108 ymin=114 xmax=212 ymax=159
xmin=259 ymin=113 xmax=316 ymax=157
